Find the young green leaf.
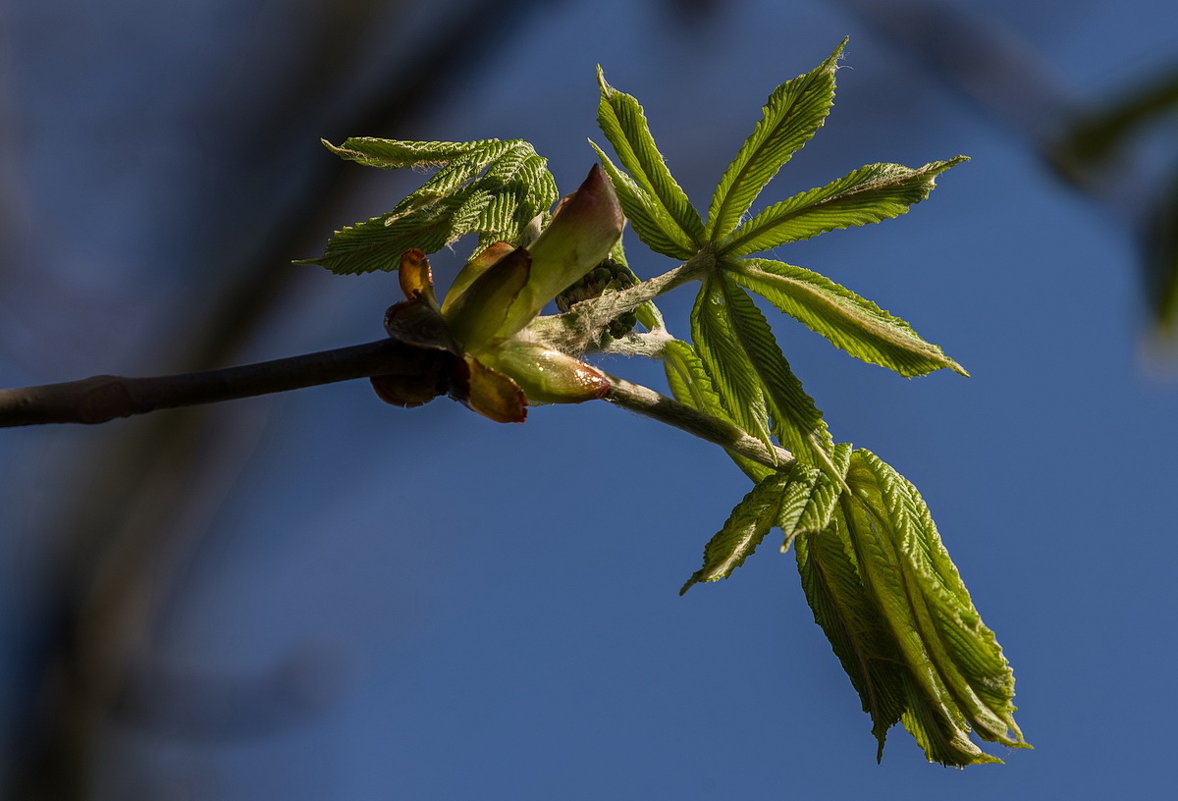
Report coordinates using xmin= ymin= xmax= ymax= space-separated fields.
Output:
xmin=663 ymin=340 xmax=772 ymax=481
xmin=680 ymin=468 xmax=792 ymax=594
xmin=843 ymin=449 xmax=1027 ymax=765
xmin=719 ymin=158 xmax=968 ymax=257
xmin=729 ymin=258 xmax=967 ymax=377
xmin=321 ymin=136 xmax=506 ymax=169
xmin=595 ymin=67 xmax=705 ymax=253
xmin=303 ymin=138 xmax=557 ymax=274
xmin=795 ymin=506 xmax=908 ymax=759
xmin=385 ymin=142 xmax=522 ymax=217
xmin=590 ymin=142 xmax=697 ymax=259
xmin=690 ymin=279 xmax=775 ymax=454
xmin=706 ymin=40 xmax=845 ymax=242
xmin=778 ymin=442 xmax=851 ymax=551
xmin=693 ymin=274 xmax=835 ymax=468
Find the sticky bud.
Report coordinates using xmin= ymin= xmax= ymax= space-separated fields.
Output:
xmin=482 ymin=339 xmax=610 ymax=405
xmin=441 ymin=164 xmax=623 ymax=347
xmin=509 ymin=164 xmax=624 ymax=332
xmin=441 ymin=241 xmax=516 ymax=316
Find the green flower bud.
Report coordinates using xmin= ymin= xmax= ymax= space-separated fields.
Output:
xmin=441 ymin=241 xmax=516 ymax=317
xmin=441 ymin=164 xmax=623 ymax=347
xmin=481 ymin=338 xmax=610 ymax=405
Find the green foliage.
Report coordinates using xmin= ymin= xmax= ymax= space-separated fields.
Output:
xmin=592 ymin=66 xmax=705 ymax=258
xmin=729 ymin=258 xmax=967 ymax=377
xmin=718 ymin=158 xmax=968 ymax=257
xmin=706 ymin=40 xmax=844 ymax=242
xmin=312 ymin=42 xmax=1025 ymax=767
xmin=302 ymin=137 xmax=557 ymax=274
xmin=691 ymin=274 xmax=834 ymax=467
xmin=591 ymin=42 xmax=1024 ymax=765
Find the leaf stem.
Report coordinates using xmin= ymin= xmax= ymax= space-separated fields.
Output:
xmin=527 ymin=249 xmax=713 ymax=355
xmin=603 ymin=374 xmax=793 ymax=471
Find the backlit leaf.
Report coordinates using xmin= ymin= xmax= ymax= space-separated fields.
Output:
xmin=680 ymin=469 xmax=791 ymax=594
xmin=690 ymin=279 xmax=774 ymax=454
xmin=795 ymin=504 xmax=907 ymax=758
xmin=697 ymin=274 xmax=835 ymax=468
xmin=303 ymin=138 xmax=557 ymax=274
xmin=590 ymin=141 xmax=697 ymax=260
xmin=778 ymin=442 xmax=851 ymax=551
xmin=842 ymin=449 xmax=1027 ymax=765
xmin=595 ymin=67 xmax=705 ymax=253
xmin=706 ymin=41 xmax=845 ymax=242
xmin=663 ymin=340 xmax=771 ymax=481
xmin=720 ymin=158 xmax=967 ymax=257
xmin=730 ymin=258 xmax=967 ymax=377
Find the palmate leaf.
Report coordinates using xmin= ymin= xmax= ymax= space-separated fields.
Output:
xmin=840 ymin=448 xmax=1027 ymax=765
xmin=706 ymin=40 xmax=845 ymax=242
xmin=719 ymin=158 xmax=968 ymax=257
xmin=679 ymin=468 xmax=791 ymax=594
xmin=663 ymin=340 xmax=771 ymax=481
xmin=729 ymin=258 xmax=967 ymax=377
xmin=303 ymin=138 xmax=557 ymax=274
xmin=589 ymin=142 xmax=696 ymax=259
xmin=692 ymin=274 xmax=835 ymax=469
xmin=796 ymin=501 xmax=908 ymax=759
xmin=681 ymin=443 xmax=851 ymax=595
xmin=690 ymin=281 xmax=774 ymax=454
xmin=594 ymin=67 xmax=705 ymax=257
xmin=778 ymin=442 xmax=851 ymax=551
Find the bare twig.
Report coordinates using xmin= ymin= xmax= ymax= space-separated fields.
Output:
xmin=0 ymin=334 xmax=793 ymax=475
xmin=0 ymin=339 xmax=423 ymax=427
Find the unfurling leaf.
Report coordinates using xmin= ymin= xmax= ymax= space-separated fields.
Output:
xmin=777 ymin=442 xmax=851 ymax=550
xmin=692 ymin=274 xmax=834 ymax=468
xmin=680 ymin=468 xmax=791 ymax=594
xmin=663 ymin=340 xmax=772 ymax=481
xmin=719 ymin=158 xmax=968 ymax=257
xmin=682 ymin=441 xmax=853 ymax=595
xmin=730 ymin=258 xmax=967 ymax=377
xmin=706 ymin=40 xmax=845 ymax=242
xmin=594 ymin=67 xmax=705 ymax=257
xmin=799 ymin=448 xmax=1028 ymax=766
xmin=302 ymin=138 xmax=557 ymax=274
xmin=796 ymin=500 xmax=907 ymax=759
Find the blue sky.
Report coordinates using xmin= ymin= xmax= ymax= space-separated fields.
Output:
xmin=2 ymin=0 xmax=1177 ymax=798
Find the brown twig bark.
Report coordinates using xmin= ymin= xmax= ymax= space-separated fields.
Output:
xmin=0 ymin=339 xmax=422 ymax=427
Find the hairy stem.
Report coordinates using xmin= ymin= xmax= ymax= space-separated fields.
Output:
xmin=527 ymin=250 xmax=713 ymax=355
xmin=604 ymin=375 xmax=793 ymax=471
xmin=0 ymin=339 xmax=424 ymax=427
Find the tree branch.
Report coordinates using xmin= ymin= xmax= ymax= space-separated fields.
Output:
xmin=1 ymin=330 xmax=792 ymax=475
xmin=604 ymin=375 xmax=793 ymax=471
xmin=0 ymin=339 xmax=424 ymax=427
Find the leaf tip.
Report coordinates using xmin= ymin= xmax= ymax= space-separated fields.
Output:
xmin=596 ymin=64 xmax=611 ymax=94
xmin=830 ymin=36 xmax=850 ymax=67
